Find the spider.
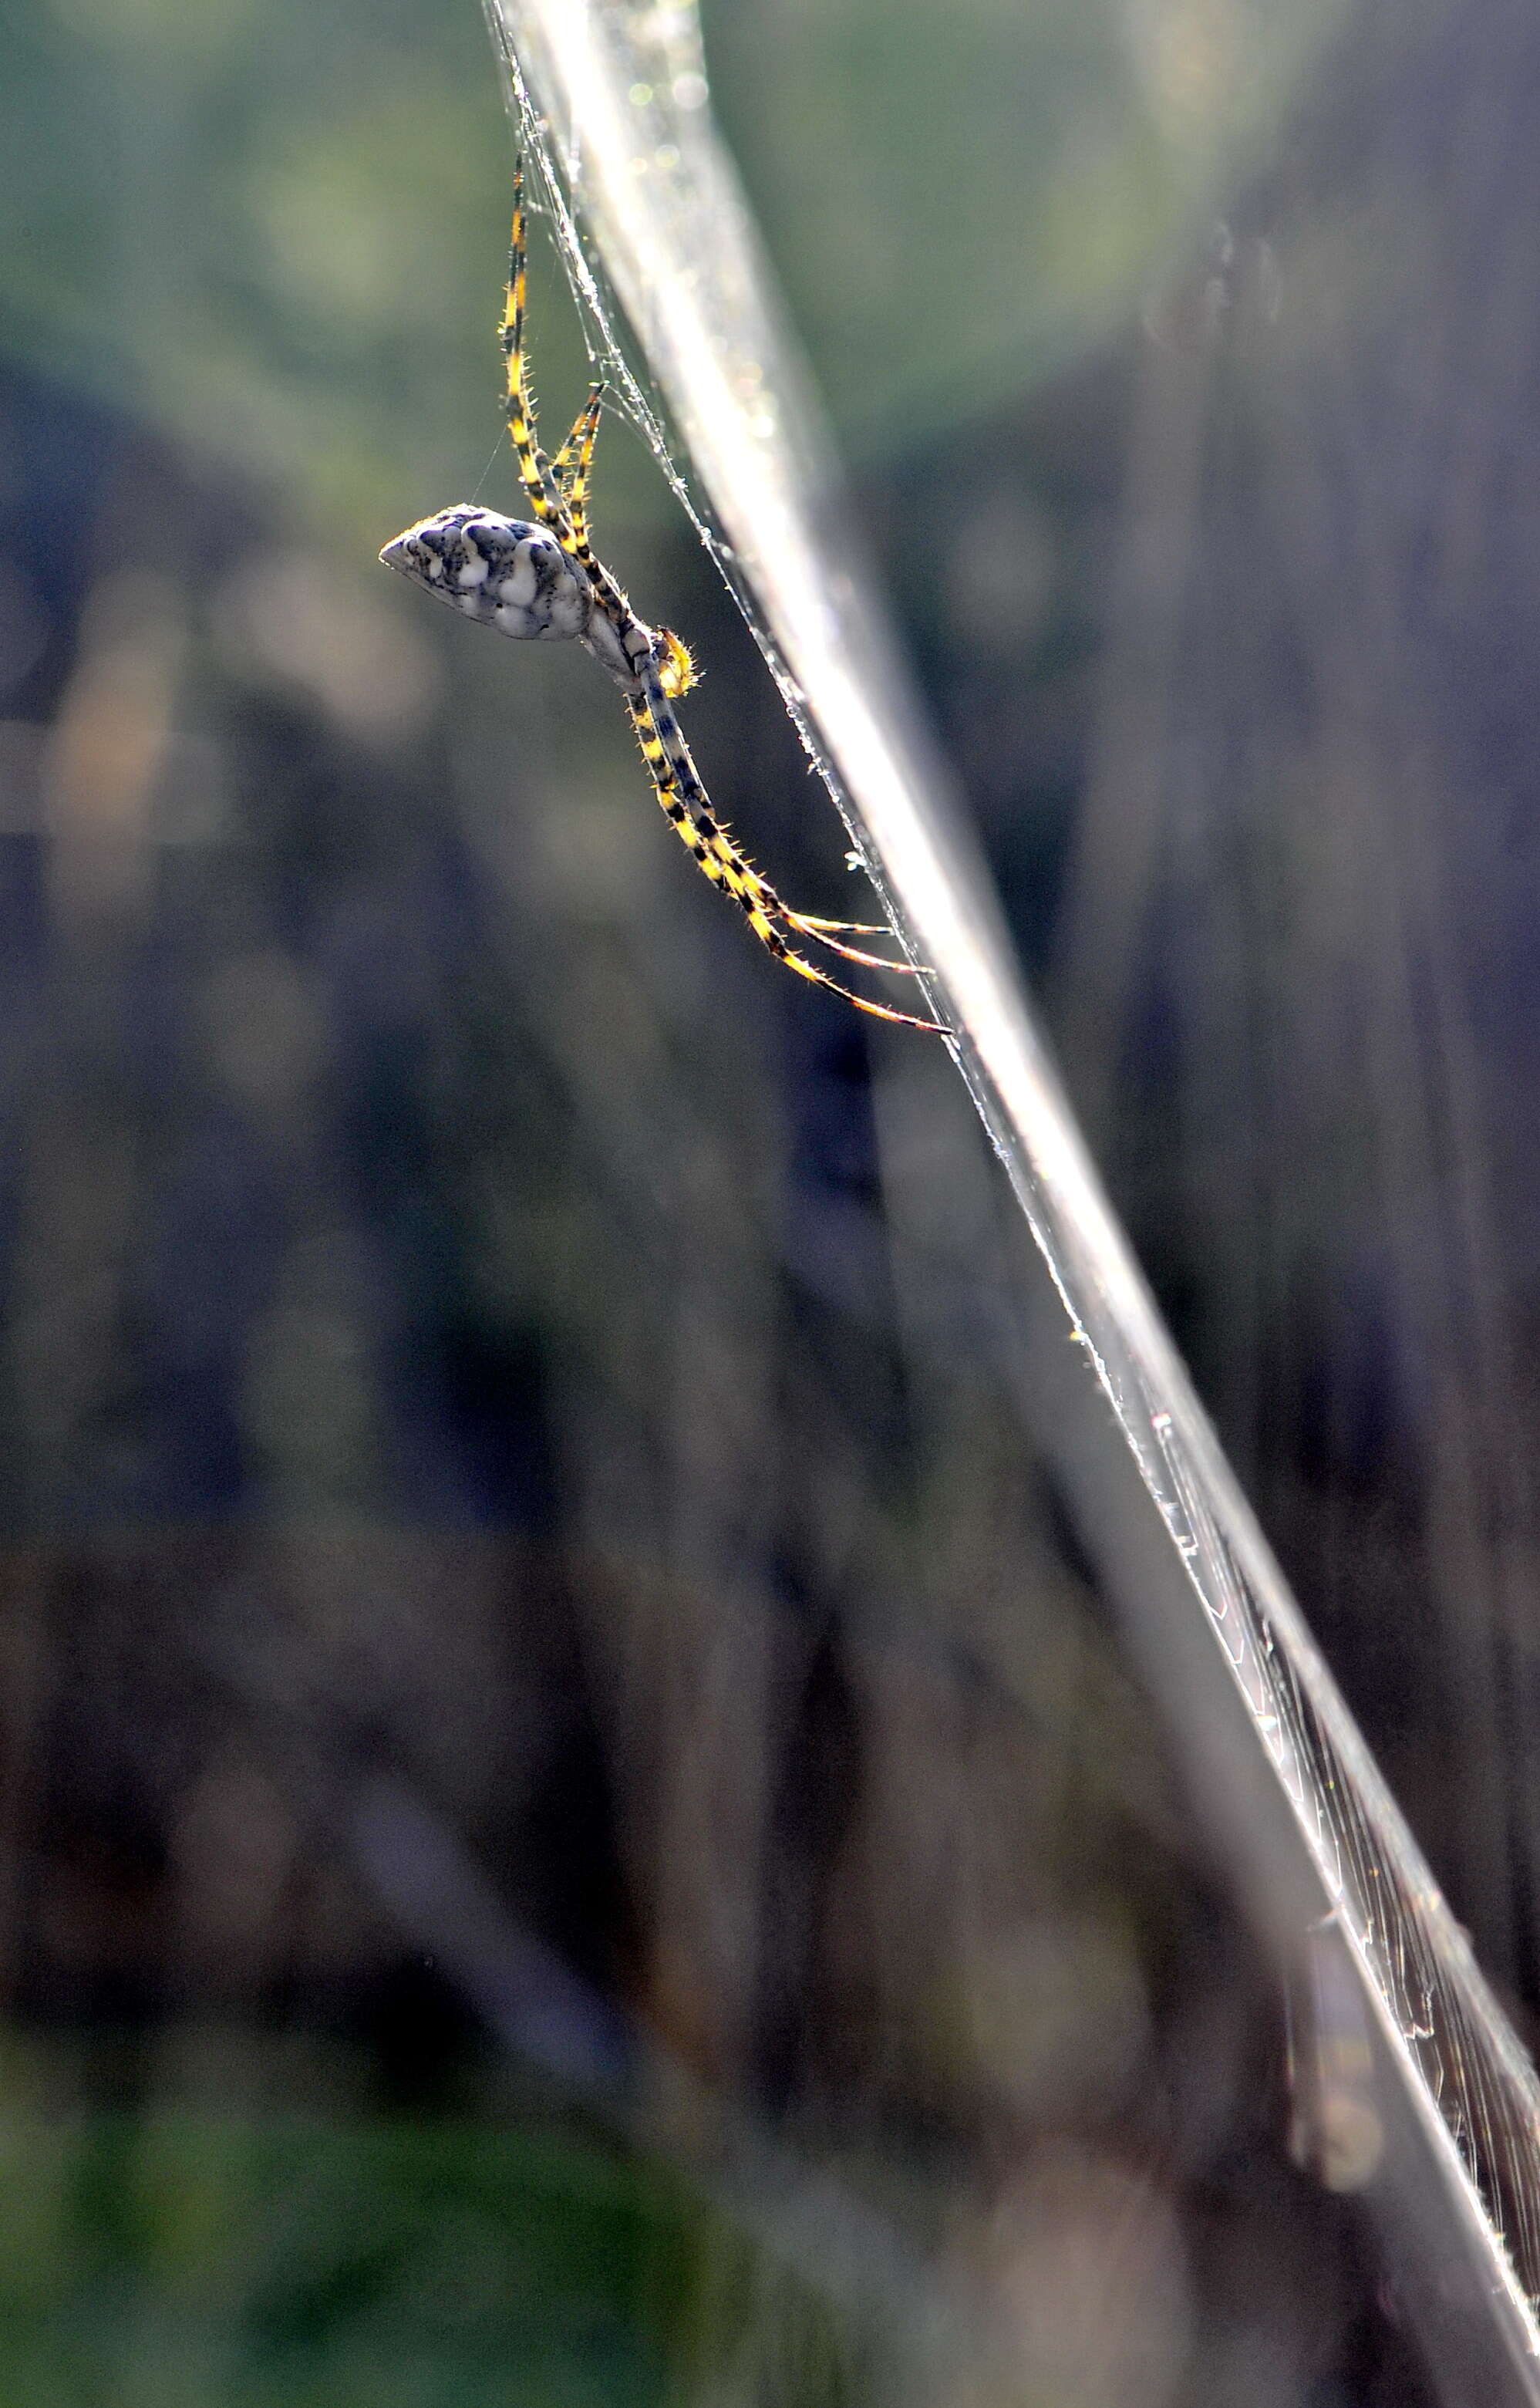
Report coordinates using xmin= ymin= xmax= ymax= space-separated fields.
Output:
xmin=380 ymin=158 xmax=947 ymax=1035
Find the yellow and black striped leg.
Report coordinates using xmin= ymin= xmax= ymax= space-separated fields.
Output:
xmin=636 ymin=647 xmax=924 ymax=975
xmin=628 ymin=669 xmax=920 ymax=972
xmin=625 ymin=692 xmax=743 ymax=902
xmin=500 ymin=158 xmax=574 ymax=537
xmin=552 ymin=383 xmax=605 ymax=561
xmin=636 ymin=663 xmax=929 ymax=982
xmin=634 ymin=668 xmax=946 ymax=1033
xmin=780 ymin=909 xmax=929 ymax=976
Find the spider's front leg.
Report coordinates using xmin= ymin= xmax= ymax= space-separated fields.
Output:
xmin=632 ymin=653 xmax=945 ymax=1031
xmin=628 ymin=646 xmax=925 ymax=975
xmin=624 ymin=689 xmax=749 ymax=903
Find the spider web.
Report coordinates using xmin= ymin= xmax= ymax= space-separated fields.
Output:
xmin=480 ymin=1 xmax=1540 ymax=2396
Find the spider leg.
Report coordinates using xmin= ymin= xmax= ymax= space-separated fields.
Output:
xmin=780 ymin=912 xmax=929 ymax=975
xmin=501 ymin=159 xmax=576 ymax=535
xmin=794 ymin=913 xmax=898 ymax=937
xmin=552 ymin=383 xmax=605 ymax=559
xmin=626 ymin=666 xmax=925 ymax=974
xmin=618 ymin=662 xmax=921 ymax=970
xmin=625 ymin=687 xmax=805 ymax=931
xmin=626 ymin=678 xmax=925 ymax=977
xmin=633 ymin=666 xmax=948 ymax=1032
xmin=622 ymin=689 xmax=922 ymax=1003
xmin=500 ymin=175 xmax=640 ymax=615
xmin=631 ymin=619 xmax=923 ymax=970
xmin=623 ymin=690 xmax=750 ymax=906
xmin=497 ymin=179 xmax=648 ymax=659
xmin=553 ymin=394 xmax=663 ymax=663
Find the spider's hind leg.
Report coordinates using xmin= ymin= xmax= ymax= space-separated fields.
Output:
xmin=553 ymin=383 xmax=605 ymax=560
xmin=500 ymin=158 xmax=570 ymax=533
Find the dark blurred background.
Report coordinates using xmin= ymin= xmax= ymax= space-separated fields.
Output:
xmin=0 ymin=0 xmax=1536 ymax=2397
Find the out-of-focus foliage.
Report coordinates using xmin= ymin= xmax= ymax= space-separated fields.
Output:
xmin=0 ymin=0 xmax=1345 ymax=537
xmin=0 ymin=2079 xmax=694 ymax=2408
xmin=1 ymin=0 xmax=530 ymax=532
xmin=0 ymin=0 xmax=1534 ymax=2397
xmin=712 ymin=0 xmax=1341 ymax=437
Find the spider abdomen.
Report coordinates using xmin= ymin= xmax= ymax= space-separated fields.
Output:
xmin=380 ymin=505 xmax=591 ymax=643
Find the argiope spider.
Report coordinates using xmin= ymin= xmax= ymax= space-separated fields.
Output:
xmin=380 ymin=158 xmax=947 ymax=1035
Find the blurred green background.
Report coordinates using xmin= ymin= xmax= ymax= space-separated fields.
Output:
xmin=1 ymin=0 xmax=1537 ymax=2396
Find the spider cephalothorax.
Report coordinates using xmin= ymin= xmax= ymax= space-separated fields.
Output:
xmin=380 ymin=157 xmax=945 ymax=1034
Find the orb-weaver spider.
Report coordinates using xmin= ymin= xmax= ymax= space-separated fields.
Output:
xmin=380 ymin=158 xmax=947 ymax=1035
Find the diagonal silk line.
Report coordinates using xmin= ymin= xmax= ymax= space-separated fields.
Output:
xmin=477 ymin=2 xmax=1540 ymax=2395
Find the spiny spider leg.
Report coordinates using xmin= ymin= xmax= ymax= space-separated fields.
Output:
xmin=501 ymin=161 xmax=571 ymax=536
xmin=551 ymin=383 xmax=605 ymax=557
xmin=620 ymin=688 xmax=921 ymax=976
xmin=621 ymin=686 xmax=791 ymax=930
xmin=779 ymin=905 xmax=924 ymax=968
xmin=635 ymin=687 xmax=925 ymax=975
xmin=795 ymin=913 xmax=898 ymax=937
xmin=635 ymin=656 xmax=943 ymax=1030
xmin=625 ymin=683 xmax=912 ymax=1014
xmin=622 ymin=691 xmax=750 ymax=904
xmin=780 ymin=910 xmax=925 ymax=973
xmin=503 ymin=169 xmax=633 ymax=640
xmin=544 ymin=370 xmax=925 ymax=982
xmin=779 ymin=903 xmax=928 ymax=973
